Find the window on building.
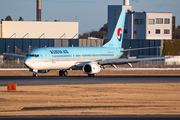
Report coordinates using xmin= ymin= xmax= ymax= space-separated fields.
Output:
xmin=134 ymin=31 xmax=137 ymax=34
xmin=156 ymin=29 xmax=160 ymax=34
xmin=164 ymin=29 xmax=170 ymax=34
xmin=124 ymin=29 xmax=127 ymax=34
xmin=114 ymin=19 xmax=116 ymax=25
xmin=134 ymin=19 xmax=145 ymax=24
xmin=156 ymin=18 xmax=163 ymax=24
xmin=148 ymin=19 xmax=155 ymax=24
xmin=114 ymin=9 xmax=116 ymax=16
xmin=134 ymin=19 xmax=138 ymax=24
xmin=164 ymin=18 xmax=170 ymax=24
xmin=148 ymin=31 xmax=150 ymax=34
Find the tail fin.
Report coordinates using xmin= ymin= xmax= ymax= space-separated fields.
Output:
xmin=103 ymin=8 xmax=126 ymax=48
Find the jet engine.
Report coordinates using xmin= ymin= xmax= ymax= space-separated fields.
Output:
xmin=83 ymin=63 xmax=101 ymax=74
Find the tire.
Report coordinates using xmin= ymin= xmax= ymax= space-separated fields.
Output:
xmin=59 ymin=70 xmax=63 ymax=76
xmin=63 ymin=70 xmax=68 ymax=76
xmin=33 ymin=73 xmax=38 ymax=77
xmin=88 ymin=74 xmax=94 ymax=77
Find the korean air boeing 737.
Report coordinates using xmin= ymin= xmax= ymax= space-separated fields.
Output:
xmin=3 ymin=8 xmax=169 ymax=77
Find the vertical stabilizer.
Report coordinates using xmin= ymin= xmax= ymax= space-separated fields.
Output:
xmin=103 ymin=8 xmax=126 ymax=48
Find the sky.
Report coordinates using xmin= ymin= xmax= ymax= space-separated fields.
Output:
xmin=0 ymin=0 xmax=180 ymax=34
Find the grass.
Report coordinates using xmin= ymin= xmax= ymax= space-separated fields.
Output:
xmin=0 ymin=83 xmax=180 ymax=116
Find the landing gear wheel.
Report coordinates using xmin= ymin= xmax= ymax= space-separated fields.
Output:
xmin=59 ymin=70 xmax=68 ymax=77
xmin=63 ymin=70 xmax=68 ymax=76
xmin=59 ymin=70 xmax=63 ymax=76
xmin=88 ymin=74 xmax=94 ymax=77
xmin=33 ymin=73 xmax=38 ymax=77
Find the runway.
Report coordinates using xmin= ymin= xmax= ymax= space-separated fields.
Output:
xmin=0 ymin=75 xmax=180 ymax=86
xmin=0 ymin=115 xmax=180 ymax=120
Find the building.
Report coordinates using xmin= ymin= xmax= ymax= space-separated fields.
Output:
xmin=0 ymin=0 xmax=78 ymax=39
xmin=106 ymin=0 xmax=173 ymax=40
xmin=1 ymin=21 xmax=78 ymax=39
xmin=0 ymin=21 xmax=2 ymax=38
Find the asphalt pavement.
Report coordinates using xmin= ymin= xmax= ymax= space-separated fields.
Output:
xmin=0 ymin=115 xmax=180 ymax=120
xmin=0 ymin=75 xmax=180 ymax=86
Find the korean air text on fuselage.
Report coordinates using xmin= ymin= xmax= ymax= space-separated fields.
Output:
xmin=50 ymin=50 xmax=69 ymax=54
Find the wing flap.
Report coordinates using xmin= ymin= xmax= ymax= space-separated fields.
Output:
xmin=3 ymin=53 xmax=26 ymax=59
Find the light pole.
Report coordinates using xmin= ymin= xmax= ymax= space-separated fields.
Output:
xmin=95 ymin=40 xmax=97 ymax=46
xmin=7 ymin=45 xmax=10 ymax=53
xmin=15 ymin=46 xmax=17 ymax=54
xmin=29 ymin=45 xmax=31 ymax=52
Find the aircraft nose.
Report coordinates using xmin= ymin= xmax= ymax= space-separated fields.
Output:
xmin=24 ymin=58 xmax=31 ymax=68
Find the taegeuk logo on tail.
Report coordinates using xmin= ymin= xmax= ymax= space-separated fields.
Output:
xmin=117 ymin=28 xmax=122 ymax=42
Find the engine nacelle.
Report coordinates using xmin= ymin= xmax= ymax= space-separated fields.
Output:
xmin=83 ymin=63 xmax=101 ymax=74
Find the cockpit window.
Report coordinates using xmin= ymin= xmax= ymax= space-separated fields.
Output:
xmin=27 ymin=54 xmax=39 ymax=57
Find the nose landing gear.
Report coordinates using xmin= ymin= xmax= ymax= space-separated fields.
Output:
xmin=59 ymin=70 xmax=68 ymax=76
xmin=33 ymin=72 xmax=38 ymax=77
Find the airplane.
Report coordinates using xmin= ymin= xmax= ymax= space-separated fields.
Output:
xmin=3 ymin=8 xmax=169 ymax=77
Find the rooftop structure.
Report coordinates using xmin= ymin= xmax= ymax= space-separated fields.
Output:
xmin=37 ymin=0 xmax=41 ymax=21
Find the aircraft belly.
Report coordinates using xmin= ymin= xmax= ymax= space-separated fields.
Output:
xmin=49 ymin=61 xmax=76 ymax=70
xmin=25 ymin=59 xmax=76 ymax=70
xmin=37 ymin=61 xmax=75 ymax=70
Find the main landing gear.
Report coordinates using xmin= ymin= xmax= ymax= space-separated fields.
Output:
xmin=59 ymin=70 xmax=68 ymax=76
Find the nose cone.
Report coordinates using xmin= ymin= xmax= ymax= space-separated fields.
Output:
xmin=24 ymin=58 xmax=31 ymax=69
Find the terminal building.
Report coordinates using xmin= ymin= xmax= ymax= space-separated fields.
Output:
xmin=106 ymin=0 xmax=174 ymax=40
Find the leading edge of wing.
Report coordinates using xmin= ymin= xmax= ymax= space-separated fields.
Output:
xmin=3 ymin=53 xmax=26 ymax=59
xmin=98 ymin=56 xmax=170 ymax=65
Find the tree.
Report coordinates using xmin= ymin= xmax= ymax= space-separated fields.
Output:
xmin=90 ymin=30 xmax=106 ymax=39
xmin=100 ymin=23 xmax=108 ymax=33
xmin=18 ymin=16 xmax=24 ymax=21
xmin=175 ymin=26 xmax=180 ymax=39
xmin=79 ymin=33 xmax=89 ymax=39
xmin=79 ymin=23 xmax=108 ymax=39
xmin=5 ymin=15 xmax=12 ymax=21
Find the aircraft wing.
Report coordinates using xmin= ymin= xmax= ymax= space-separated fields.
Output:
xmin=3 ymin=53 xmax=26 ymax=59
xmin=98 ymin=56 xmax=170 ymax=65
xmin=121 ymin=46 xmax=160 ymax=52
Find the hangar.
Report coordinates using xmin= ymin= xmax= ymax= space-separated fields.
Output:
xmin=1 ymin=21 xmax=78 ymax=39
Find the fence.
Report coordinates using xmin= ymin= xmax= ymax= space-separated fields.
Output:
xmin=0 ymin=59 xmax=180 ymax=70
